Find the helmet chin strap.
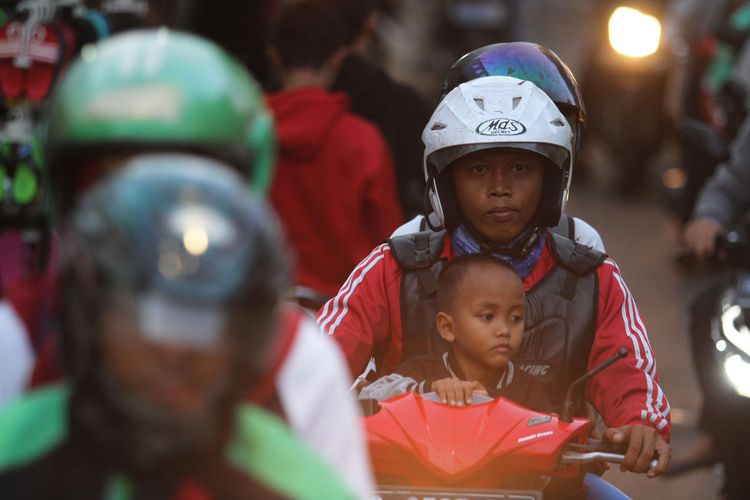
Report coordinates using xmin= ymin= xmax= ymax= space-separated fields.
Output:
xmin=462 ymin=219 xmax=542 ymax=259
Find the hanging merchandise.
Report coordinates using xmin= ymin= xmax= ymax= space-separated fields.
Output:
xmin=0 ymin=0 xmax=90 ymax=102
xmin=0 ymin=102 xmax=45 ymax=226
xmin=0 ymin=0 xmax=112 ymax=279
xmin=0 ymin=139 xmax=44 ymax=211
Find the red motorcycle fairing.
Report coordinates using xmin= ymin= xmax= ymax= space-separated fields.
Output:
xmin=365 ymin=393 xmax=591 ymax=489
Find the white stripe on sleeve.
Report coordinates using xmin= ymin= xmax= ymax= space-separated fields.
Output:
xmin=603 ymin=259 xmax=670 ymax=428
xmin=317 ymin=244 xmax=389 ymax=333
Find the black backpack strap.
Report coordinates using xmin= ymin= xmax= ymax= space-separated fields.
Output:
xmin=388 ymin=229 xmax=449 ymax=365
xmin=567 ymin=215 xmax=576 ymax=241
xmin=549 ymin=232 xmax=607 ymax=276
xmin=388 ymin=230 xmax=446 ymax=270
xmin=414 ymin=232 xmax=438 ymax=297
xmin=549 ymin=232 xmax=607 ymax=302
xmin=551 ymin=213 xmax=576 ymax=241
xmin=388 ymin=229 xmax=446 ymax=298
xmin=560 ymin=269 xmax=580 ymax=301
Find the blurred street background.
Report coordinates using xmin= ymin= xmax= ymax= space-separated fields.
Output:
xmin=2 ymin=0 xmax=747 ymax=497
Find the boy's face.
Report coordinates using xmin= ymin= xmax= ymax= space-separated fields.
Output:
xmin=451 ymin=149 xmax=545 ymax=244
xmin=437 ymin=264 xmax=525 ymax=378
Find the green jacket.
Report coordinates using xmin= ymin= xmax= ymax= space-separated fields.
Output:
xmin=0 ymin=385 xmax=352 ymax=499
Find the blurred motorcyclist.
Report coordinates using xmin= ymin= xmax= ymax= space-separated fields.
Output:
xmin=0 ymin=159 xmax=352 ymax=499
xmin=684 ymin=114 xmax=750 ymax=257
xmin=667 ymin=1 xmax=750 ymax=233
xmin=677 ymin=114 xmax=750 ymax=496
xmin=0 ymin=29 xmax=373 ymax=497
xmin=318 ymin=75 xmax=671 ymax=485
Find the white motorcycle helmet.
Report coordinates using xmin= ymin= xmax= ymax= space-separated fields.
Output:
xmin=423 ymin=76 xmax=574 ymax=235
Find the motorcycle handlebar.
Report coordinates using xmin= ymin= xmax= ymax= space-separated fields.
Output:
xmin=676 ymin=227 xmax=750 ymax=269
xmin=561 ymin=450 xmax=658 ymax=470
xmin=711 ymin=228 xmax=750 ymax=268
xmin=560 ymin=450 xmax=658 ymax=471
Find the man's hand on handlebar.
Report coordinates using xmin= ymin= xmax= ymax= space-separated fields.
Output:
xmin=431 ymin=378 xmax=488 ymax=407
xmin=603 ymin=424 xmax=671 ymax=478
xmin=684 ymin=217 xmax=725 ymax=260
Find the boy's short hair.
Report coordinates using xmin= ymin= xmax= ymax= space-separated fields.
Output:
xmin=436 ymin=254 xmax=520 ymax=311
xmin=270 ymin=1 xmax=347 ymax=70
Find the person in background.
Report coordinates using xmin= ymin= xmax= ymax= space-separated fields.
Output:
xmin=319 ymin=0 xmax=431 ymax=219
xmin=674 ymin=115 xmax=750 ymax=480
xmin=267 ymin=1 xmax=403 ymax=304
xmin=684 ymin=117 xmax=750 ymax=259
xmin=180 ymin=0 xmax=276 ymax=87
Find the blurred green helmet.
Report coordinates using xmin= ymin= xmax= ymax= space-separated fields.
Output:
xmin=46 ymin=29 xmax=275 ymax=216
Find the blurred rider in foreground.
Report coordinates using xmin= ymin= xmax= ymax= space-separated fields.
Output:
xmin=0 ymin=29 xmax=373 ymax=497
xmin=0 ymin=160 xmax=352 ymax=499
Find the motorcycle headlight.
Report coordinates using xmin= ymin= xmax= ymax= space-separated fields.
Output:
xmin=720 ymin=304 xmax=750 ymax=358
xmin=724 ymin=354 xmax=750 ymax=399
xmin=608 ymin=6 xmax=662 ymax=58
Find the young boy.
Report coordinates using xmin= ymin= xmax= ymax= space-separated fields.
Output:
xmin=360 ymin=254 xmax=550 ymax=411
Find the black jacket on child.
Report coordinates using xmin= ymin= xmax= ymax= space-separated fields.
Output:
xmin=360 ymin=351 xmax=552 ymax=413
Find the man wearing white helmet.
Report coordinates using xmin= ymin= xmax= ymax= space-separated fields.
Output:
xmin=318 ymin=76 xmax=671 ymax=480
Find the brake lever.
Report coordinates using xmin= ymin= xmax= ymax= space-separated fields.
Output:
xmin=562 ymin=440 xmax=658 ymax=470
xmin=560 ymin=450 xmax=658 ymax=471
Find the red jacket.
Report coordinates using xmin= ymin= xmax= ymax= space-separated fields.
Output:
xmin=316 ymin=233 xmax=672 ymax=441
xmin=268 ymin=87 xmax=403 ymax=298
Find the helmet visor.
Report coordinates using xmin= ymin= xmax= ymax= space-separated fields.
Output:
xmin=98 ymin=289 xmax=232 ymax=419
xmin=106 ymin=290 xmax=227 ymax=349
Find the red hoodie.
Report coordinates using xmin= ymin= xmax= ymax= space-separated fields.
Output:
xmin=268 ymin=87 xmax=403 ymax=298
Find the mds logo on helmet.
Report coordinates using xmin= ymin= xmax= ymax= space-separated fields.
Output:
xmin=476 ymin=118 xmax=526 ymax=136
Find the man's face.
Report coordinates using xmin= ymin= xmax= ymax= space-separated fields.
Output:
xmin=451 ymin=149 xmax=546 ymax=244
xmin=99 ymin=300 xmax=231 ymax=417
xmin=441 ymin=264 xmax=525 ymax=378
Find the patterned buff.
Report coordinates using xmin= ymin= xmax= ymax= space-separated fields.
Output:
xmin=452 ymin=224 xmax=547 ymax=279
